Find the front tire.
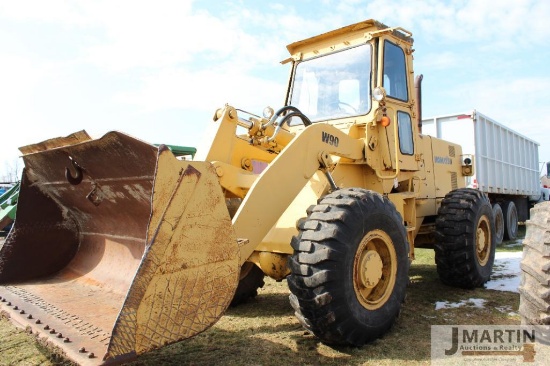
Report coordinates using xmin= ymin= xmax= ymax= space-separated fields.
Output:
xmin=519 ymin=202 xmax=550 ymax=325
xmin=435 ymin=188 xmax=496 ymax=288
xmin=287 ymin=188 xmax=410 ymax=346
xmin=226 ymin=199 xmax=265 ymax=307
xmin=230 ymin=262 xmax=265 ymax=307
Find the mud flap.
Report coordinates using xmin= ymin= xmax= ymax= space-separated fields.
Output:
xmin=0 ymin=132 xmax=240 ymax=365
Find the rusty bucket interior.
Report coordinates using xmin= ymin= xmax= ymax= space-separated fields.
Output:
xmin=0 ymin=132 xmax=240 ymax=365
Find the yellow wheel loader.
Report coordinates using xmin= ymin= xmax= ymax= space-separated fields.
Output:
xmin=0 ymin=19 xmax=492 ymax=364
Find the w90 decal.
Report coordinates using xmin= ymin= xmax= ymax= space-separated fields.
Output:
xmin=322 ymin=131 xmax=339 ymax=147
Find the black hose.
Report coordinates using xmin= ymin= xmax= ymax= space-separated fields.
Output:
xmin=272 ymin=106 xmax=312 ymax=127
xmin=272 ymin=106 xmax=301 ymax=119
xmin=279 ymin=111 xmax=312 ymax=128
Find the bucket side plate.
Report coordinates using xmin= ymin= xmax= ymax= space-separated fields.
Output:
xmin=106 ymin=148 xmax=241 ymax=361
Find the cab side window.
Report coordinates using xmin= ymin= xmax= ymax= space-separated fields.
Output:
xmin=397 ymin=111 xmax=414 ymax=155
xmin=383 ymin=41 xmax=408 ymax=101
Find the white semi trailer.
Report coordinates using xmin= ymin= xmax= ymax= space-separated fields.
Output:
xmin=422 ymin=110 xmax=540 ymax=244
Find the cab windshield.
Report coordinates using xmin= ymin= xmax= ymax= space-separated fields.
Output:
xmin=289 ymin=44 xmax=372 ymax=123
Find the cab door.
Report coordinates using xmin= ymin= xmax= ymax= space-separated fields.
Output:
xmin=378 ymin=38 xmax=418 ymax=172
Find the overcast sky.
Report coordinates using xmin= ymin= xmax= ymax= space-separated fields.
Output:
xmin=1 ymin=0 xmax=549 ymax=179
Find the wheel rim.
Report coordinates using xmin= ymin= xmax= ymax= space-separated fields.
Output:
xmin=476 ymin=216 xmax=491 ymax=266
xmin=353 ymin=230 xmax=397 ymax=310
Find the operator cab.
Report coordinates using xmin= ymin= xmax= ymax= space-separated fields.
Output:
xmin=289 ymin=43 xmax=372 ymax=123
xmin=285 ymin=21 xmax=413 ymax=140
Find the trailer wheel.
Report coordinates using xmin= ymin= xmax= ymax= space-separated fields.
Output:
xmin=492 ymin=203 xmax=504 ymax=245
xmin=519 ymin=202 xmax=550 ymax=325
xmin=287 ymin=188 xmax=410 ymax=346
xmin=502 ymin=200 xmax=519 ymax=241
xmin=435 ymin=188 xmax=496 ymax=288
xmin=230 ymin=262 xmax=265 ymax=307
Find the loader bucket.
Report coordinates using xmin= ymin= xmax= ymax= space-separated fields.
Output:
xmin=0 ymin=131 xmax=240 ymax=365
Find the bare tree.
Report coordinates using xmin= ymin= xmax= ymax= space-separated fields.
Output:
xmin=1 ymin=158 xmax=22 ymax=183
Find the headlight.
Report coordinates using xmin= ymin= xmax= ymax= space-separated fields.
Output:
xmin=373 ymin=87 xmax=386 ymax=102
xmin=263 ymin=106 xmax=275 ymax=119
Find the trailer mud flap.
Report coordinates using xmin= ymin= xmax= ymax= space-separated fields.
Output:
xmin=0 ymin=132 xmax=240 ymax=365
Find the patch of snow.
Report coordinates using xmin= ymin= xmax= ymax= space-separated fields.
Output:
xmin=468 ymin=298 xmax=487 ymax=308
xmin=433 ymin=251 xmax=522 ymax=311
xmin=495 ymin=305 xmax=513 ymax=313
xmin=435 ymin=298 xmax=487 ymax=311
xmin=485 ymin=251 xmax=522 ymax=293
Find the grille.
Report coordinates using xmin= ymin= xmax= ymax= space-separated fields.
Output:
xmin=451 ymin=172 xmax=458 ymax=190
xmin=448 ymin=145 xmax=456 ymax=157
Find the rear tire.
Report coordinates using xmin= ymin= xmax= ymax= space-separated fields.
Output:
xmin=519 ymin=202 xmax=550 ymax=325
xmin=287 ymin=188 xmax=410 ymax=346
xmin=502 ymin=200 xmax=518 ymax=241
xmin=435 ymin=188 xmax=496 ymax=288
xmin=492 ymin=203 xmax=504 ymax=245
xmin=230 ymin=262 xmax=265 ymax=307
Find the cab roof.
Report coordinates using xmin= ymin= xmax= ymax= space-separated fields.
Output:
xmin=286 ymin=19 xmax=413 ymax=57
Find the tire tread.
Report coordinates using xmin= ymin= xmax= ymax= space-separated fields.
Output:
xmin=287 ymin=188 xmax=409 ymax=346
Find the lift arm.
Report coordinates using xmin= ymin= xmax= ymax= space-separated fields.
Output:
xmin=232 ymin=121 xmax=365 ymax=263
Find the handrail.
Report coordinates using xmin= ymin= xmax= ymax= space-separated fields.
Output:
xmin=375 ymin=114 xmax=400 ymax=180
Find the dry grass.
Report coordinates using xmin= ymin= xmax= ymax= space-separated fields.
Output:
xmin=128 ymin=245 xmax=521 ymax=366
xmin=0 ymin=236 xmax=521 ymax=366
